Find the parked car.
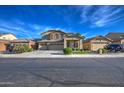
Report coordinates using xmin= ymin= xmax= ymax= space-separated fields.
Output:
xmin=106 ymin=44 xmax=124 ymax=52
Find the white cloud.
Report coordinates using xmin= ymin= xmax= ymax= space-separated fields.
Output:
xmin=78 ymin=5 xmax=93 ymax=23
xmin=0 ymin=20 xmax=69 ymax=39
xmin=78 ymin=5 xmax=124 ymax=27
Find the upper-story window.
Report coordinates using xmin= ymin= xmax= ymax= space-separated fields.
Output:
xmin=55 ymin=34 xmax=59 ymax=40
xmin=50 ymin=34 xmax=54 ymax=40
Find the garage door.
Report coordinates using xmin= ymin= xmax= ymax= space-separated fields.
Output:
xmin=39 ymin=44 xmax=47 ymax=50
xmin=91 ymin=42 xmax=108 ymax=51
xmin=39 ymin=43 xmax=64 ymax=50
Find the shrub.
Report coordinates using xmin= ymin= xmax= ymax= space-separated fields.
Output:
xmin=12 ymin=44 xmax=33 ymax=53
xmin=73 ymin=50 xmax=89 ymax=54
xmin=97 ymin=48 xmax=108 ymax=54
xmin=72 ymin=48 xmax=83 ymax=52
xmin=77 ymin=48 xmax=81 ymax=52
xmin=63 ymin=47 xmax=73 ymax=55
xmin=102 ymin=48 xmax=108 ymax=53
xmin=83 ymin=46 xmax=89 ymax=51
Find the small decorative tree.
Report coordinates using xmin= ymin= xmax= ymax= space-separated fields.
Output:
xmin=12 ymin=44 xmax=33 ymax=53
xmin=63 ymin=47 xmax=73 ymax=55
xmin=76 ymin=33 xmax=85 ymax=40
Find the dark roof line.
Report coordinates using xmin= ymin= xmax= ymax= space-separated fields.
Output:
xmin=83 ymin=35 xmax=112 ymax=42
xmin=0 ymin=33 xmax=16 ymax=37
xmin=106 ymin=32 xmax=124 ymax=41
xmin=41 ymin=30 xmax=66 ymax=35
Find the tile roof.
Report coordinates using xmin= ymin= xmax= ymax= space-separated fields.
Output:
xmin=83 ymin=35 xmax=112 ymax=42
xmin=41 ymin=30 xmax=66 ymax=35
xmin=10 ymin=39 xmax=34 ymax=43
xmin=106 ymin=32 xmax=124 ymax=41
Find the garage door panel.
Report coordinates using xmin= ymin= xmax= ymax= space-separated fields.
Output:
xmin=39 ymin=44 xmax=47 ymax=50
xmin=48 ymin=44 xmax=64 ymax=50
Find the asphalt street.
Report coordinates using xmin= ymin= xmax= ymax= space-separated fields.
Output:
xmin=0 ymin=57 xmax=124 ymax=87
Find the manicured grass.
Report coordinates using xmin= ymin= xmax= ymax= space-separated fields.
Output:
xmin=73 ymin=51 xmax=90 ymax=54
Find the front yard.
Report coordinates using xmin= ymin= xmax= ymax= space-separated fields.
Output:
xmin=63 ymin=47 xmax=124 ymax=55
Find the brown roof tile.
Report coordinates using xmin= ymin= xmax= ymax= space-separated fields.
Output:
xmin=106 ymin=32 xmax=124 ymax=41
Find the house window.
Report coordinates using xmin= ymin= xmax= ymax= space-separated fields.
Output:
xmin=55 ymin=34 xmax=59 ymax=40
xmin=74 ymin=42 xmax=78 ymax=48
xmin=50 ymin=34 xmax=54 ymax=39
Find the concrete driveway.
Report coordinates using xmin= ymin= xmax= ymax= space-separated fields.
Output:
xmin=21 ymin=50 xmax=64 ymax=55
xmin=0 ymin=50 xmax=64 ymax=58
xmin=0 ymin=57 xmax=124 ymax=87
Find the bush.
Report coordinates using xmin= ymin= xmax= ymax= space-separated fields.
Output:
xmin=77 ymin=48 xmax=81 ymax=52
xmin=73 ymin=50 xmax=89 ymax=54
xmin=63 ymin=47 xmax=73 ymax=55
xmin=97 ymin=48 xmax=108 ymax=54
xmin=83 ymin=46 xmax=89 ymax=51
xmin=72 ymin=48 xmax=83 ymax=52
xmin=12 ymin=44 xmax=33 ymax=53
xmin=102 ymin=48 xmax=108 ymax=53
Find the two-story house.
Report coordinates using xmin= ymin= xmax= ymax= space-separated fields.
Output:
xmin=37 ymin=30 xmax=83 ymax=50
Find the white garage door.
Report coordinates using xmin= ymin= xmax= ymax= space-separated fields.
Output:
xmin=48 ymin=44 xmax=64 ymax=50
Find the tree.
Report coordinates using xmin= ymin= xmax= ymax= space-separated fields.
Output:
xmin=76 ymin=33 xmax=85 ymax=40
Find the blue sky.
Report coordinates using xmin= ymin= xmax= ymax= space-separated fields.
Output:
xmin=0 ymin=5 xmax=124 ymax=39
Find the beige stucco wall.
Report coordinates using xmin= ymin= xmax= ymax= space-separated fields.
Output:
xmin=121 ymin=39 xmax=124 ymax=44
xmin=42 ymin=31 xmax=64 ymax=41
xmin=113 ymin=40 xmax=121 ymax=44
xmin=91 ymin=39 xmax=111 ymax=51
xmin=28 ymin=41 xmax=35 ymax=49
xmin=112 ymin=39 xmax=124 ymax=44
xmin=0 ymin=34 xmax=17 ymax=40
xmin=0 ymin=43 xmax=6 ymax=52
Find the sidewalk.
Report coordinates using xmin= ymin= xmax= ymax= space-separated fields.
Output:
xmin=0 ymin=50 xmax=124 ymax=58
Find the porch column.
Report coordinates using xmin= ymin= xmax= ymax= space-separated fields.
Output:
xmin=64 ymin=38 xmax=67 ymax=48
xmin=79 ymin=39 xmax=83 ymax=49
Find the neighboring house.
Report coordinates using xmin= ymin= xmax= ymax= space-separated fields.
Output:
xmin=0 ymin=40 xmax=10 ymax=52
xmin=1 ymin=31 xmax=124 ymax=52
xmin=83 ymin=36 xmax=112 ymax=51
xmin=10 ymin=39 xmax=36 ymax=49
xmin=0 ymin=33 xmax=17 ymax=40
xmin=37 ymin=30 xmax=83 ymax=50
xmin=0 ymin=33 xmax=17 ymax=52
xmin=0 ymin=39 xmax=36 ymax=52
xmin=106 ymin=32 xmax=124 ymax=44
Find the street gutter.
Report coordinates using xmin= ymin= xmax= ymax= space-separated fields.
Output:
xmin=0 ymin=53 xmax=124 ymax=58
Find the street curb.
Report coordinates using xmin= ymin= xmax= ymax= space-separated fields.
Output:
xmin=0 ymin=54 xmax=124 ymax=58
